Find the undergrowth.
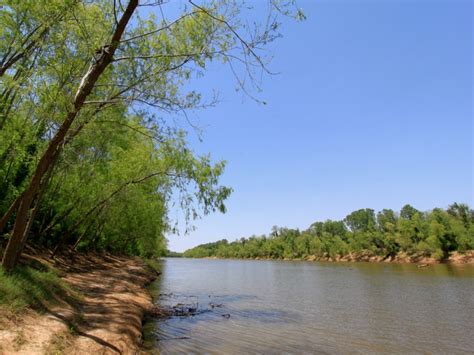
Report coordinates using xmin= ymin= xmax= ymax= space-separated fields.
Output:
xmin=0 ymin=260 xmax=79 ymax=313
xmin=143 ymin=257 xmax=162 ymax=274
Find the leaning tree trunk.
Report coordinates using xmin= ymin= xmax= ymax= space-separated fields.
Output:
xmin=0 ymin=0 xmax=139 ymax=272
xmin=0 ymin=193 xmax=23 ymax=233
xmin=11 ymin=166 xmax=53 ymax=264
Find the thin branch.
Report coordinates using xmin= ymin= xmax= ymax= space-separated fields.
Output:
xmin=93 ymin=119 xmax=166 ymax=143
xmin=113 ymin=0 xmax=119 ymax=26
xmin=188 ymin=0 xmax=274 ymax=75
xmin=120 ymin=11 xmax=200 ymax=43
xmin=83 ymin=99 xmax=126 ymax=105
xmin=112 ymin=47 xmax=238 ymax=62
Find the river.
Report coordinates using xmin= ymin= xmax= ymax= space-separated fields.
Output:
xmin=145 ymin=258 xmax=474 ymax=354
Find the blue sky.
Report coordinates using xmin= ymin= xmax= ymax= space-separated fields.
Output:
xmin=164 ymin=0 xmax=472 ymax=252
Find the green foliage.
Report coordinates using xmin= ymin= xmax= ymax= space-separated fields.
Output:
xmin=28 ymin=116 xmax=232 ymax=258
xmin=400 ymin=204 xmax=420 ymax=220
xmin=184 ymin=204 xmax=474 ymax=260
xmin=1 ymin=0 xmax=309 ymax=262
xmin=0 ymin=263 xmax=77 ymax=312
xmin=344 ymin=208 xmax=376 ymax=233
xmin=166 ymin=250 xmax=183 ymax=257
xmin=142 ymin=258 xmax=162 ymax=274
xmin=1 ymin=0 xmax=305 ymax=265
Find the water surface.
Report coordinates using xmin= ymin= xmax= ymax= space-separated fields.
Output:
xmin=146 ymin=258 xmax=474 ymax=354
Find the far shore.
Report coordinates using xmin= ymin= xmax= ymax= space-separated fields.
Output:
xmin=200 ymin=250 xmax=474 ymax=265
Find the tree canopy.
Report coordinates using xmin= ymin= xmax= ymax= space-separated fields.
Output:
xmin=0 ymin=0 xmax=302 ymax=271
xmin=184 ymin=204 xmax=474 ymax=260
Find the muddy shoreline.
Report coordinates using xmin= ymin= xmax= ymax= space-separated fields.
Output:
xmin=0 ymin=250 xmax=159 ymax=354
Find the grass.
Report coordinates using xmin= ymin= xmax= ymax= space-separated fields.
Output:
xmin=143 ymin=257 xmax=162 ymax=274
xmin=44 ymin=329 xmax=75 ymax=354
xmin=0 ymin=260 xmax=79 ymax=313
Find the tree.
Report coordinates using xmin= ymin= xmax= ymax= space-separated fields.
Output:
xmin=447 ymin=202 xmax=472 ymax=228
xmin=1 ymin=0 xmax=141 ymax=271
xmin=400 ymin=204 xmax=419 ymax=220
xmin=376 ymin=209 xmax=396 ymax=230
xmin=1 ymin=0 xmax=303 ymax=271
xmin=344 ymin=209 xmax=376 ymax=233
xmin=184 ymin=204 xmax=473 ymax=261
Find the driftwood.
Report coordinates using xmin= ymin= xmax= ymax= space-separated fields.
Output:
xmin=148 ymin=297 xmax=229 ymax=319
xmin=148 ymin=304 xmax=208 ymax=318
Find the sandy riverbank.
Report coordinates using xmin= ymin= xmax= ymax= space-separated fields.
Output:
xmin=206 ymin=250 xmax=474 ymax=265
xmin=302 ymin=250 xmax=474 ymax=264
xmin=0 ymin=250 xmax=158 ymax=354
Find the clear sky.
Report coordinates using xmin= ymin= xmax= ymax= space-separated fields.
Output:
xmin=165 ymin=0 xmax=473 ymax=252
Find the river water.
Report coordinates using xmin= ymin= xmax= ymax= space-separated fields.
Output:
xmin=145 ymin=258 xmax=474 ymax=354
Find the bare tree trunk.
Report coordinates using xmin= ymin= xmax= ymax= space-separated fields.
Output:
xmin=0 ymin=193 xmax=23 ymax=233
xmin=1 ymin=0 xmax=139 ymax=272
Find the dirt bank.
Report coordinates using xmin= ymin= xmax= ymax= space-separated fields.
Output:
xmin=0 ymin=250 xmax=158 ymax=354
xmin=249 ymin=251 xmax=474 ymax=265
xmin=304 ymin=250 xmax=474 ymax=264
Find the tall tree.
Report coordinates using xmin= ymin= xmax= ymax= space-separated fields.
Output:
xmin=400 ymin=204 xmax=420 ymax=220
xmin=1 ymin=0 xmax=140 ymax=271
xmin=0 ymin=0 xmax=302 ymax=271
xmin=344 ymin=209 xmax=376 ymax=233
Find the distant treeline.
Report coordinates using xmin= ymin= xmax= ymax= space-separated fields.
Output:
xmin=166 ymin=250 xmax=184 ymax=258
xmin=184 ymin=204 xmax=474 ymax=261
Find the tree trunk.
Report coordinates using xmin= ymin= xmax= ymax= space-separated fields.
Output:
xmin=0 ymin=193 xmax=23 ymax=233
xmin=73 ymin=216 xmax=100 ymax=250
xmin=1 ymin=0 xmax=139 ymax=272
xmin=12 ymin=167 xmax=52 ymax=263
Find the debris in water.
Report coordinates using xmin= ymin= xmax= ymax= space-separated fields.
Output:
xmin=150 ymin=294 xmax=226 ymax=319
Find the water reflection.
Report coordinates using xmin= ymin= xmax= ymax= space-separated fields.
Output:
xmin=146 ymin=258 xmax=474 ymax=354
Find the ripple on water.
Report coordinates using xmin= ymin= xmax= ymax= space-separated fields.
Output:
xmin=146 ymin=258 xmax=474 ymax=354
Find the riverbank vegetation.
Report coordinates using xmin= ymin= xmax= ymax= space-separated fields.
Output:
xmin=0 ymin=0 xmax=302 ymax=273
xmin=0 ymin=259 xmax=76 ymax=313
xmin=166 ymin=250 xmax=184 ymax=258
xmin=184 ymin=203 xmax=474 ymax=262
